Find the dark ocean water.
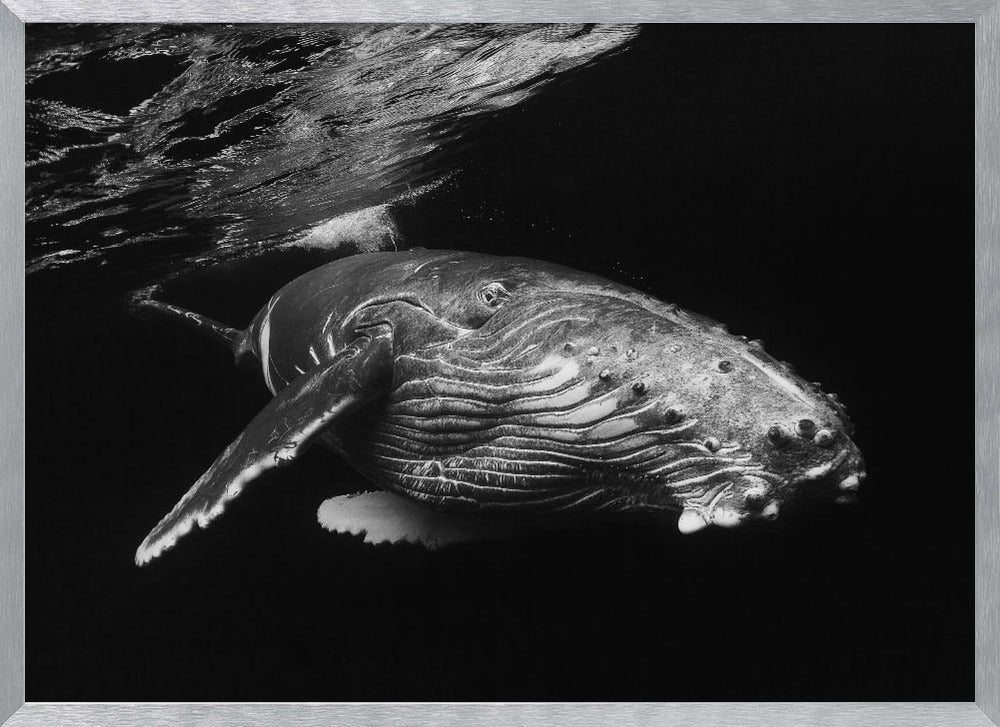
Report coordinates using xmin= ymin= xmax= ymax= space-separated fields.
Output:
xmin=26 ymin=24 xmax=974 ymax=701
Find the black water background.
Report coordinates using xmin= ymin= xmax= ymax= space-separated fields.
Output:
xmin=26 ymin=25 xmax=973 ymax=700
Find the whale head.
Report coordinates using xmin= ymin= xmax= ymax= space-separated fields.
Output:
xmin=373 ymin=251 xmax=867 ymax=533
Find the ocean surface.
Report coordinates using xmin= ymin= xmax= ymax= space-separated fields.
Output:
xmin=26 ymin=23 xmax=637 ymax=281
xmin=25 ymin=24 xmax=974 ymax=702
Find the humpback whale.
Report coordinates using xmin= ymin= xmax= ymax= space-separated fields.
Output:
xmin=134 ymin=249 xmax=865 ymax=565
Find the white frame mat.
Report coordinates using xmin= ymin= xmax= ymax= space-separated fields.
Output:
xmin=2 ymin=2 xmax=998 ymax=725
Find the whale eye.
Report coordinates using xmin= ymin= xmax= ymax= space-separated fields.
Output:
xmin=478 ymin=282 xmax=510 ymax=308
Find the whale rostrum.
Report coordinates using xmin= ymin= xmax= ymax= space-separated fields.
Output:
xmin=133 ymin=249 xmax=865 ymax=565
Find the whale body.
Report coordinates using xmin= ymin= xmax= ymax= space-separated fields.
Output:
xmin=134 ymin=249 xmax=865 ymax=565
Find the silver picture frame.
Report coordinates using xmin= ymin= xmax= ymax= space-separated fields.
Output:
xmin=2 ymin=2 xmax=998 ymax=725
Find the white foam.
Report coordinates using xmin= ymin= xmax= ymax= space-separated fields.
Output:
xmin=284 ymin=205 xmax=399 ymax=254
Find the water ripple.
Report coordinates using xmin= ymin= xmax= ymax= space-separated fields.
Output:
xmin=26 ymin=23 xmax=638 ymax=279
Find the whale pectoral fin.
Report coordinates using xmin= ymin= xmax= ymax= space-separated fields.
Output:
xmin=129 ymin=284 xmax=242 ymax=351
xmin=317 ymin=491 xmax=524 ymax=549
xmin=135 ymin=334 xmax=391 ymax=566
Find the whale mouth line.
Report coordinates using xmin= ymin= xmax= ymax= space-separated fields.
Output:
xmin=675 ymin=445 xmax=867 ymax=535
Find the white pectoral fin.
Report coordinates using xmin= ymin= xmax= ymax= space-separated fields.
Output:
xmin=135 ymin=336 xmax=389 ymax=566
xmin=317 ymin=491 xmax=522 ymax=549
